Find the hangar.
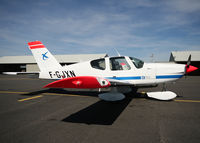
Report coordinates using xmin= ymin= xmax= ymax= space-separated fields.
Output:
xmin=0 ymin=54 xmax=108 ymax=73
xmin=169 ymin=51 xmax=200 ymax=75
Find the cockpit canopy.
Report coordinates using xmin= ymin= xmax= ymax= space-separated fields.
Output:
xmin=90 ymin=56 xmax=144 ymax=70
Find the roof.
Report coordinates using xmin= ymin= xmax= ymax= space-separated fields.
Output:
xmin=170 ymin=51 xmax=200 ymax=62
xmin=0 ymin=54 xmax=108 ymax=64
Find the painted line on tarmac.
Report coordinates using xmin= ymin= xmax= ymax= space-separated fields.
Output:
xmin=174 ymin=100 xmax=200 ymax=103
xmin=0 ymin=91 xmax=89 ymax=102
xmin=18 ymin=95 xmax=43 ymax=102
xmin=0 ymin=91 xmax=28 ymax=94
xmin=17 ymin=93 xmax=89 ymax=102
xmin=42 ymin=93 xmax=89 ymax=97
xmin=1 ymin=91 xmax=200 ymax=103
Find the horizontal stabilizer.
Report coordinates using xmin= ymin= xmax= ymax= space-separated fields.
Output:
xmin=147 ymin=91 xmax=177 ymax=100
xmin=44 ymin=76 xmax=111 ymax=89
xmin=3 ymin=72 xmax=39 ymax=75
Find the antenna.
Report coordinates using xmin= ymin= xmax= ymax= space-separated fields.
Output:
xmin=150 ymin=54 xmax=154 ymax=62
xmin=114 ymin=48 xmax=121 ymax=57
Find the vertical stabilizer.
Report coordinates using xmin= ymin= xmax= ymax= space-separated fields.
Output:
xmin=28 ymin=41 xmax=62 ymax=72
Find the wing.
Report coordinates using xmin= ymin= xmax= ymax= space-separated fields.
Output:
xmin=43 ymin=76 xmax=111 ymax=89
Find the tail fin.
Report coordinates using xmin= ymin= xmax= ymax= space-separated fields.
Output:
xmin=28 ymin=41 xmax=62 ymax=72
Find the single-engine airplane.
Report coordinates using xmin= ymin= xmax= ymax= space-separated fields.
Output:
xmin=26 ymin=41 xmax=198 ymax=101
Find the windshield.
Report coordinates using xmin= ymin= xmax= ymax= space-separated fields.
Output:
xmin=130 ymin=57 xmax=144 ymax=68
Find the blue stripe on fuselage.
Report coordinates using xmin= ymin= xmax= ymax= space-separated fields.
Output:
xmin=105 ymin=75 xmax=183 ymax=80
xmin=156 ymin=75 xmax=183 ymax=79
xmin=105 ymin=76 xmax=141 ymax=80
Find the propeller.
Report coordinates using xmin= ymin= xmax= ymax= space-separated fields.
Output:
xmin=186 ymin=54 xmax=191 ymax=69
xmin=185 ymin=54 xmax=198 ymax=76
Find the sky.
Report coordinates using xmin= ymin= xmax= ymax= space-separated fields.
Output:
xmin=0 ymin=0 xmax=200 ymax=62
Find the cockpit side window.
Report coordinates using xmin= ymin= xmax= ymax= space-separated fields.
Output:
xmin=110 ymin=57 xmax=131 ymax=71
xmin=130 ymin=57 xmax=144 ymax=68
xmin=90 ymin=59 xmax=106 ymax=70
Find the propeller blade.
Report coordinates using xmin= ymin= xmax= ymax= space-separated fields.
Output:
xmin=186 ymin=54 xmax=191 ymax=68
xmin=185 ymin=54 xmax=191 ymax=76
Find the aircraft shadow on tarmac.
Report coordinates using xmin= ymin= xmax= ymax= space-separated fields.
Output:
xmin=22 ymin=89 xmax=150 ymax=125
xmin=22 ymin=89 xmax=136 ymax=125
xmin=62 ymin=95 xmax=133 ymax=125
xmin=61 ymin=92 xmax=174 ymax=125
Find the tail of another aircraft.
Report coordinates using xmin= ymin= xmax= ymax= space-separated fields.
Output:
xmin=28 ymin=41 xmax=62 ymax=72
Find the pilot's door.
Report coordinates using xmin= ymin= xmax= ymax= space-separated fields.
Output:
xmin=108 ymin=57 xmax=132 ymax=79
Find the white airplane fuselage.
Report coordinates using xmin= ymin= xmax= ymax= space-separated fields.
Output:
xmin=39 ymin=56 xmax=185 ymax=87
xmin=27 ymin=41 xmax=198 ymax=101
